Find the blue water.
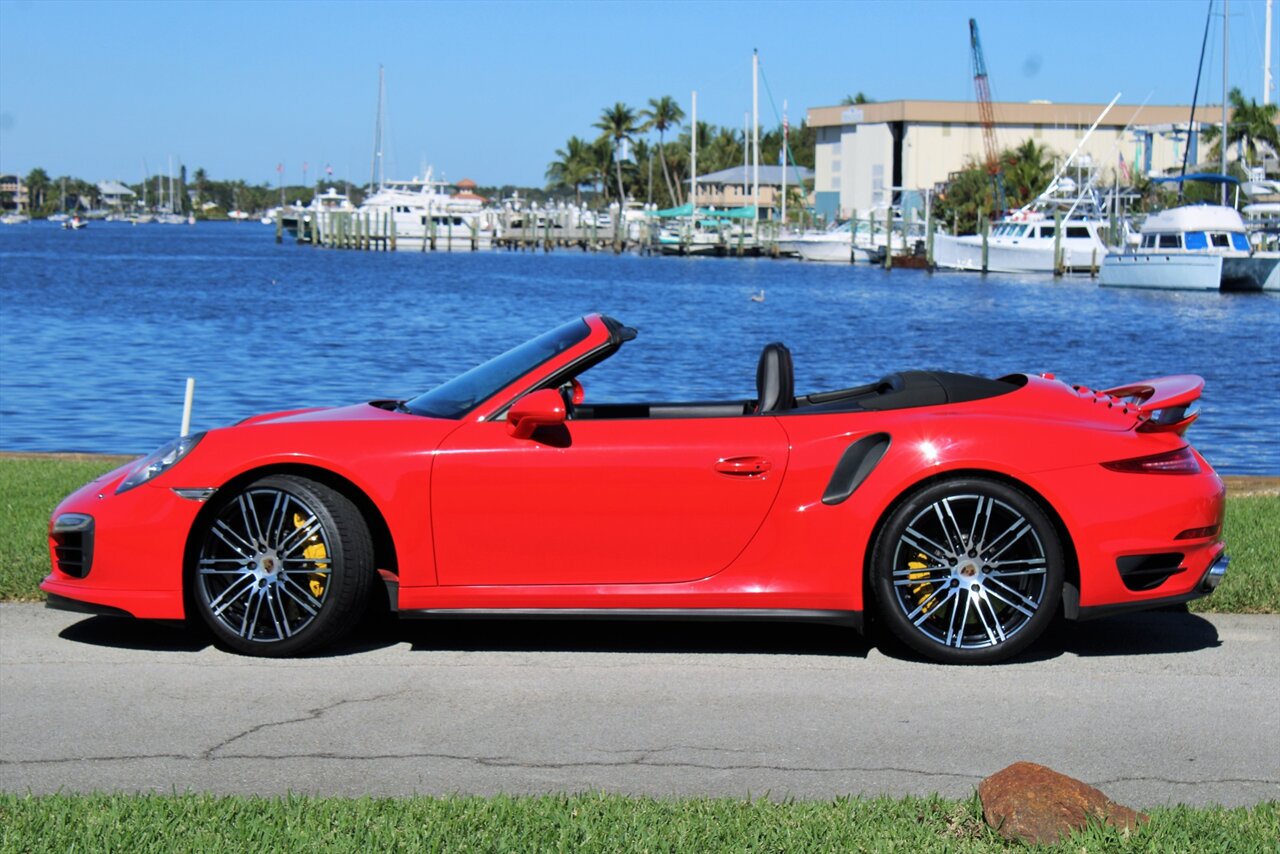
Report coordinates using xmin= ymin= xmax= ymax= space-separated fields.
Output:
xmin=1 ymin=221 xmax=1278 ymax=473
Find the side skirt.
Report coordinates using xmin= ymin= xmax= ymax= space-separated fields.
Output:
xmin=396 ymin=606 xmax=863 ymax=633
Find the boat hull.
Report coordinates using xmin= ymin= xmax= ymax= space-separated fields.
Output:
xmin=933 ymin=233 xmax=1105 ymax=274
xmin=1099 ymin=253 xmax=1280 ymax=291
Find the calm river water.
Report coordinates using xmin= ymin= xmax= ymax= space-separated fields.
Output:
xmin=1 ymin=221 xmax=1277 ymax=473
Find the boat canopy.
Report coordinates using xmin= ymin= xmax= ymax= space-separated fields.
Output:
xmin=648 ymin=202 xmax=695 ymax=218
xmin=1152 ymin=173 xmax=1241 ymax=186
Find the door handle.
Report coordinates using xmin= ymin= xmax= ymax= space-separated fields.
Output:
xmin=714 ymin=456 xmax=772 ymax=477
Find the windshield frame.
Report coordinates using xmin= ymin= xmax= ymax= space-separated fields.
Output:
xmin=403 ymin=318 xmax=595 ymax=420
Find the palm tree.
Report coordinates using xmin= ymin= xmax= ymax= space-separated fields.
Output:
xmin=840 ymin=92 xmax=874 ymax=106
xmin=546 ymin=136 xmax=595 ymax=205
xmin=24 ymin=168 xmax=50 ymax=213
xmin=594 ymin=102 xmax=638 ymax=204
xmin=1200 ymin=87 xmax=1280 ymax=168
xmin=1002 ymin=139 xmax=1055 ymax=205
xmin=640 ymin=96 xmax=684 ymax=207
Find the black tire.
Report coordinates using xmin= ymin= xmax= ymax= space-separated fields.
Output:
xmin=190 ymin=474 xmax=373 ymax=656
xmin=871 ymin=477 xmax=1063 ymax=664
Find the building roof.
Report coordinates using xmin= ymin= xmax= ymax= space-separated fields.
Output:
xmin=808 ymin=99 xmax=1226 ymax=129
xmin=456 ymin=178 xmax=477 ymax=189
xmin=96 ymin=180 xmax=136 ymax=197
xmin=692 ymin=164 xmax=813 ymax=186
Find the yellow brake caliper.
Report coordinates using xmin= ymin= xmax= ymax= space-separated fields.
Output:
xmin=907 ymin=552 xmax=937 ymax=613
xmin=294 ymin=513 xmax=328 ymax=598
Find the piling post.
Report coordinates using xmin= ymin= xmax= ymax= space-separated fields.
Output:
xmin=275 ymin=211 xmax=283 ymax=244
xmin=389 ymin=211 xmax=396 ymax=251
xmin=1091 ymin=247 xmax=1098 ymax=278
xmin=980 ymin=213 xmax=989 ymax=273
xmin=883 ymin=215 xmax=894 ymax=270
xmin=1053 ymin=208 xmax=1064 ymax=276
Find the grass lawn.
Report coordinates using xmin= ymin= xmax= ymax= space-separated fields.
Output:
xmin=0 ymin=793 xmax=1276 ymax=853
xmin=2 ymin=454 xmax=1275 ymax=612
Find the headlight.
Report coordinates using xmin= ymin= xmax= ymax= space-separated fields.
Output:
xmin=116 ymin=433 xmax=205 ymax=494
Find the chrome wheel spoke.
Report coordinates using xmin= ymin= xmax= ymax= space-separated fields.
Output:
xmin=984 ymin=576 xmax=1040 ymax=617
xmin=209 ymin=575 xmax=255 ymax=615
xmin=212 ymin=521 xmax=255 ymax=558
xmin=903 ymin=529 xmax=953 ymax=563
xmin=908 ymin=584 xmax=953 ymax=625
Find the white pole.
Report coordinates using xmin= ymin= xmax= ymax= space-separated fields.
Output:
xmin=781 ymin=100 xmax=789 ymax=227
xmin=691 ymin=91 xmax=698 ymax=213
xmin=743 ymin=111 xmax=749 ymax=199
xmin=1267 ymin=0 xmax=1275 ymax=106
xmin=180 ymin=377 xmax=195 ymax=437
xmin=1223 ymin=0 xmax=1230 ymax=204
xmin=752 ymin=49 xmax=760 ymax=228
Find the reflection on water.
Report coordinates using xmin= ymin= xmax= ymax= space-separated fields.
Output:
xmin=1 ymin=222 xmax=1277 ymax=474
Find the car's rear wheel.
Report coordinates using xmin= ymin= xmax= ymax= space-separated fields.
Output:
xmin=871 ymin=478 xmax=1063 ymax=664
xmin=191 ymin=474 xmax=372 ymax=656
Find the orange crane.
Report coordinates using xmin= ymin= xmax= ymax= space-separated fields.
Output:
xmin=968 ymin=18 xmax=1005 ymax=214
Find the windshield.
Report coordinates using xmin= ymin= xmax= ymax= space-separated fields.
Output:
xmin=403 ymin=318 xmax=590 ymax=419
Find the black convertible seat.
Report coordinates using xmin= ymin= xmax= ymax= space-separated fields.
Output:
xmin=755 ymin=342 xmax=795 ymax=413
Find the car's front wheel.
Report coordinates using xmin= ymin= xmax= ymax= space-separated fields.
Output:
xmin=871 ymin=478 xmax=1063 ymax=664
xmin=191 ymin=474 xmax=372 ymax=656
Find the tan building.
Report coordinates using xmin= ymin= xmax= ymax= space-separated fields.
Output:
xmin=807 ymin=100 xmax=1225 ymax=219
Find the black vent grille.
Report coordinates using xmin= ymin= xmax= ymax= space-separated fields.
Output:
xmin=52 ymin=527 xmax=93 ymax=579
xmin=1116 ymin=552 xmax=1185 ymax=591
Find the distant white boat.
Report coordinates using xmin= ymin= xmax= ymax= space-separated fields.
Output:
xmin=1 ymin=212 xmax=30 ymax=225
xmin=61 ymin=215 xmax=88 ymax=230
xmin=227 ymin=209 xmax=252 ymax=221
xmin=1100 ymin=202 xmax=1278 ymax=292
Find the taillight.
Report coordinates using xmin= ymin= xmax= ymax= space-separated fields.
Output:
xmin=1101 ymin=447 xmax=1201 ymax=475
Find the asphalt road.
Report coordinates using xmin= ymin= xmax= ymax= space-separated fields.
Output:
xmin=1 ymin=603 xmax=1277 ymax=807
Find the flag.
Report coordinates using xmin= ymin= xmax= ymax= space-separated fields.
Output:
xmin=1118 ymin=151 xmax=1131 ymax=182
xmin=325 ymin=164 xmax=333 ymax=175
xmin=276 ymin=163 xmax=283 ymax=173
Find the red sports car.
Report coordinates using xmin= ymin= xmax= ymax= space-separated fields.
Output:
xmin=45 ymin=314 xmax=1228 ymax=663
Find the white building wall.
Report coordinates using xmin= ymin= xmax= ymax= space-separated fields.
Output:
xmin=816 ymin=118 xmax=1203 ymax=217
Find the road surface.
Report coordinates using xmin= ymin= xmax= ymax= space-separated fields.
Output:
xmin=2 ymin=603 xmax=1276 ymax=806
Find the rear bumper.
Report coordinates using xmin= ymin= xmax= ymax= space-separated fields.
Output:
xmin=1075 ymin=549 xmax=1228 ymax=621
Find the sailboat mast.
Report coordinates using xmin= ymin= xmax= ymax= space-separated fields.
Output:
xmin=752 ymin=49 xmax=759 ymax=228
xmin=691 ymin=90 xmax=698 ymax=213
xmin=1222 ymin=0 xmax=1229 ymax=204
xmin=370 ymin=65 xmax=385 ymax=191
xmin=781 ymin=100 xmax=788 ymax=227
xmin=1267 ymin=0 xmax=1274 ymax=105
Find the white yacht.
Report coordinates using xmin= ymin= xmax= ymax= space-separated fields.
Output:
xmin=1100 ymin=204 xmax=1278 ymax=292
xmin=357 ymin=174 xmax=495 ymax=250
xmin=932 ymin=172 xmax=1113 ymax=274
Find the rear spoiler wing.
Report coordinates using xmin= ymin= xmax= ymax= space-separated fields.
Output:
xmin=1101 ymin=374 xmax=1203 ymax=435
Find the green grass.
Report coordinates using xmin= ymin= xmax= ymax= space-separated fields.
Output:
xmin=1191 ymin=493 xmax=1280 ymax=614
xmin=1 ymin=455 xmax=1277 ymax=613
xmin=0 ymin=455 xmax=132 ymax=600
xmin=0 ymin=793 xmax=1276 ymax=853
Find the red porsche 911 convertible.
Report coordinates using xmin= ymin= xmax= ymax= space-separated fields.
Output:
xmin=45 ymin=314 xmax=1228 ymax=663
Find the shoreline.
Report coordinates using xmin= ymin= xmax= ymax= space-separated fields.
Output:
xmin=3 ymin=450 xmax=1277 ymax=496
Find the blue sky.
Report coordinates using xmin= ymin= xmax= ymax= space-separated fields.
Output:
xmin=1 ymin=0 xmax=1275 ymax=187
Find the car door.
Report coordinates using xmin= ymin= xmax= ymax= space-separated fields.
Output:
xmin=430 ymin=415 xmax=789 ymax=586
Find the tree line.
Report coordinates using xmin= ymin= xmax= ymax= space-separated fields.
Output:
xmin=545 ymin=96 xmax=816 ymax=209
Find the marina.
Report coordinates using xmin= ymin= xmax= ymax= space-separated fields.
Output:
xmin=0 ymin=221 xmax=1277 ymax=474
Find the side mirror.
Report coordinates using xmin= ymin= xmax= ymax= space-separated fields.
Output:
xmin=507 ymin=388 xmax=566 ymax=440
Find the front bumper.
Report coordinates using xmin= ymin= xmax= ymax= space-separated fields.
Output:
xmin=40 ymin=472 xmax=204 ymax=620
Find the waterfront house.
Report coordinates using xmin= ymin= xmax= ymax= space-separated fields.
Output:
xmin=96 ymin=180 xmax=136 ymax=211
xmin=0 ymin=175 xmax=29 ymax=212
xmin=691 ymin=165 xmax=814 ymax=219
